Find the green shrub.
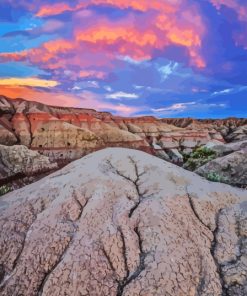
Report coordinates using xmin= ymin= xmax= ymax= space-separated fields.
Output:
xmin=206 ymin=172 xmax=226 ymax=183
xmin=0 ymin=185 xmax=11 ymax=196
xmin=183 ymin=147 xmax=216 ymax=171
xmin=190 ymin=147 xmax=216 ymax=159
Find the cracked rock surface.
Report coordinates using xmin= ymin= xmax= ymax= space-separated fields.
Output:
xmin=0 ymin=148 xmax=246 ymax=296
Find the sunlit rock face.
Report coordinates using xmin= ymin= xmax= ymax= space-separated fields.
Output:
xmin=0 ymin=148 xmax=246 ymax=296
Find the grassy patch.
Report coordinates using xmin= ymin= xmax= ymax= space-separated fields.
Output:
xmin=206 ymin=172 xmax=226 ymax=183
xmin=0 ymin=185 xmax=11 ymax=196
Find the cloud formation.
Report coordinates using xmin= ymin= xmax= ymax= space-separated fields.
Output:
xmin=0 ymin=77 xmax=59 ymax=87
xmin=106 ymin=91 xmax=139 ymax=100
xmin=0 ymin=0 xmax=246 ymax=117
xmin=0 ymin=0 xmax=206 ymax=72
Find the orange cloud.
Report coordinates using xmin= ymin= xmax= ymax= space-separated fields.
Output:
xmin=0 ymin=51 xmax=27 ymax=62
xmin=36 ymin=3 xmax=74 ymax=17
xmin=0 ymin=86 xmax=140 ymax=116
xmin=43 ymin=39 xmax=74 ymax=53
xmin=75 ymin=14 xmax=205 ymax=66
xmin=76 ymin=26 xmax=158 ymax=47
xmin=0 ymin=86 xmax=81 ymax=107
xmin=2 ymin=0 xmax=206 ymax=71
xmin=0 ymin=77 xmax=59 ymax=88
xmin=167 ymin=29 xmax=201 ymax=47
xmin=0 ymin=39 xmax=76 ymax=66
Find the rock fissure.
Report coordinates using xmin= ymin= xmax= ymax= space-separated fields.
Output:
xmin=0 ymin=205 xmax=39 ymax=289
xmin=107 ymin=157 xmax=148 ymax=218
xmin=102 ymin=246 xmax=117 ymax=275
xmin=37 ymin=232 xmax=74 ymax=296
xmin=196 ymin=256 xmax=206 ymax=296
xmin=210 ymin=209 xmax=228 ymax=295
xmin=38 ymin=193 xmax=91 ymax=295
xmin=185 ymin=189 xmax=230 ymax=294
xmin=25 ymin=114 xmax=34 ymax=147
xmin=185 ymin=189 xmax=211 ymax=232
xmin=72 ymin=192 xmax=90 ymax=221
xmin=11 ymin=203 xmax=38 ymax=270
xmin=116 ymin=226 xmax=147 ymax=296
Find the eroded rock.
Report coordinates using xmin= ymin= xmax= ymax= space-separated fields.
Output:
xmin=196 ymin=149 xmax=247 ymax=188
xmin=0 ymin=148 xmax=246 ymax=295
xmin=0 ymin=145 xmax=58 ymax=188
xmin=1 ymin=96 xmax=246 ymax=166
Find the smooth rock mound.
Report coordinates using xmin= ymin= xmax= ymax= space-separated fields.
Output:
xmin=0 ymin=148 xmax=246 ymax=296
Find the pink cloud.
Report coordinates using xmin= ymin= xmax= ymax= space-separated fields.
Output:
xmin=0 ymin=86 xmax=81 ymax=107
xmin=79 ymin=70 xmax=107 ymax=79
xmin=36 ymin=3 xmax=74 ymax=17
xmin=1 ymin=0 xmax=206 ymax=79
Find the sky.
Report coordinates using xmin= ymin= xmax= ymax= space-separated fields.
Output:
xmin=0 ymin=0 xmax=247 ymax=118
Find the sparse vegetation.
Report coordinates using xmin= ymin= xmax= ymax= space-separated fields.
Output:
xmin=206 ymin=172 xmax=226 ymax=183
xmin=183 ymin=146 xmax=216 ymax=171
xmin=0 ymin=185 xmax=11 ymax=196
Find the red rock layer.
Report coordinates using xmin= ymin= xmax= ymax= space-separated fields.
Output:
xmin=0 ymin=96 xmax=246 ymax=162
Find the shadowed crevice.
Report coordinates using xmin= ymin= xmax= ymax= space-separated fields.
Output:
xmin=106 ymin=157 xmax=150 ymax=218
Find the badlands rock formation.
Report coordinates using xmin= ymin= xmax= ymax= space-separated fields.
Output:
xmin=205 ymin=140 xmax=247 ymax=156
xmin=197 ymin=150 xmax=247 ymax=188
xmin=196 ymin=143 xmax=247 ymax=188
xmin=0 ymin=96 xmax=150 ymax=163
xmin=162 ymin=117 xmax=247 ymax=141
xmin=0 ymin=144 xmax=58 ymax=189
xmin=1 ymin=96 xmax=246 ymax=165
xmin=0 ymin=148 xmax=246 ymax=296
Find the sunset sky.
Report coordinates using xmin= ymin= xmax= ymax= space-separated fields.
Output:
xmin=0 ymin=0 xmax=247 ymax=117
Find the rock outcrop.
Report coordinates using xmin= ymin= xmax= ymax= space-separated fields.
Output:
xmin=225 ymin=125 xmax=247 ymax=142
xmin=0 ymin=144 xmax=58 ymax=189
xmin=206 ymin=140 xmax=247 ymax=156
xmin=196 ymin=149 xmax=247 ymax=188
xmin=182 ymin=141 xmax=247 ymax=188
xmin=0 ymin=148 xmax=246 ymax=296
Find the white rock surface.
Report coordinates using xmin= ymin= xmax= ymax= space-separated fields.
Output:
xmin=0 ymin=148 xmax=246 ymax=296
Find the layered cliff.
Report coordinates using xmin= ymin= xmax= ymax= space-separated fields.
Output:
xmin=1 ymin=96 xmax=246 ymax=165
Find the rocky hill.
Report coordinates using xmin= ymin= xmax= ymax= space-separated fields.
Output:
xmin=0 ymin=148 xmax=246 ymax=295
xmin=1 ymin=96 xmax=246 ymax=166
